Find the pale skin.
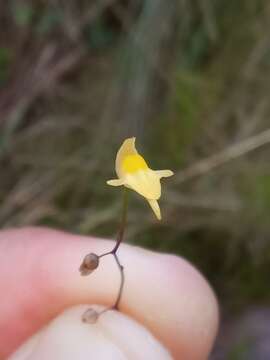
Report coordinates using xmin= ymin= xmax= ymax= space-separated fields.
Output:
xmin=0 ymin=227 xmax=219 ymax=359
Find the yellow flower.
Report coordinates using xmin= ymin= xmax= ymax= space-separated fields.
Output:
xmin=107 ymin=137 xmax=173 ymax=220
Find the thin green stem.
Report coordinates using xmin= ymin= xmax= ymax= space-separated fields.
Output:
xmin=99 ymin=187 xmax=129 ymax=258
xmin=112 ymin=187 xmax=129 ymax=253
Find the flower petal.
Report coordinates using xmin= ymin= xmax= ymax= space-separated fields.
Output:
xmin=148 ymin=199 xmax=161 ymax=220
xmin=125 ymin=169 xmax=161 ymax=200
xmin=155 ymin=170 xmax=174 ymax=178
xmin=107 ymin=179 xmax=125 ymax=186
xmin=116 ymin=137 xmax=137 ymax=178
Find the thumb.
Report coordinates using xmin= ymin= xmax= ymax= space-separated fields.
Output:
xmin=9 ymin=305 xmax=172 ymax=360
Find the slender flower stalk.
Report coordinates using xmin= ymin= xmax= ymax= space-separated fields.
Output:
xmin=98 ymin=187 xmax=129 ymax=311
xmin=80 ymin=187 xmax=129 ymax=321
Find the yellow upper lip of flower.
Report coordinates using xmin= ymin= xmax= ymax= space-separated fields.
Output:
xmin=107 ymin=137 xmax=173 ymax=220
xmin=115 ymin=137 xmax=141 ymax=178
xmin=121 ymin=154 xmax=148 ymax=174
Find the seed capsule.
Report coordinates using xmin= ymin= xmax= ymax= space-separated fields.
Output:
xmin=79 ymin=253 xmax=99 ymax=276
xmin=82 ymin=308 xmax=99 ymax=323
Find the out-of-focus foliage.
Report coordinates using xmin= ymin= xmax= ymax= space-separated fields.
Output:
xmin=1 ymin=0 xmax=270 ymax=345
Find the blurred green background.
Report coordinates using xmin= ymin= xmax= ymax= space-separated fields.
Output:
xmin=1 ymin=1 xmax=270 ymax=358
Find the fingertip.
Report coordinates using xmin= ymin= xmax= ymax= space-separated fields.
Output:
xmin=126 ymin=250 xmax=219 ymax=359
xmin=159 ymin=254 xmax=219 ymax=359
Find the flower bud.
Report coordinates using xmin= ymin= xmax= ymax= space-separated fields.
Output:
xmin=82 ymin=308 xmax=99 ymax=323
xmin=79 ymin=253 xmax=99 ymax=276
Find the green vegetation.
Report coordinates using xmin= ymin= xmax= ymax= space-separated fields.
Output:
xmin=0 ymin=0 xmax=270 ymax=318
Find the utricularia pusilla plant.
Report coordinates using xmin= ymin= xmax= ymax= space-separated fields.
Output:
xmin=79 ymin=137 xmax=174 ymax=322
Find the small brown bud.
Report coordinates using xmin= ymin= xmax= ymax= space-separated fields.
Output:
xmin=79 ymin=253 xmax=99 ymax=276
xmin=82 ymin=308 xmax=99 ymax=323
